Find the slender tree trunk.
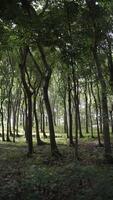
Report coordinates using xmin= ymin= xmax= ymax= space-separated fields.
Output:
xmin=64 ymin=93 xmax=68 ymax=137
xmin=33 ymin=93 xmax=43 ymax=145
xmin=96 ymin=83 xmax=103 ymax=134
xmin=19 ymin=47 xmax=33 ymax=155
xmin=68 ymin=76 xmax=73 ymax=146
xmin=39 ymin=97 xmax=47 ymax=138
xmin=0 ymin=101 xmax=5 ymax=141
xmin=42 ymin=101 xmax=47 ymax=138
xmin=107 ymin=39 xmax=113 ymax=88
xmin=84 ymin=80 xmax=89 ymax=134
xmin=13 ymin=108 xmax=16 ymax=143
xmin=16 ymin=105 xmax=20 ymax=137
xmin=109 ymin=110 xmax=113 ymax=134
xmin=43 ymin=76 xmax=59 ymax=155
xmin=93 ymin=48 xmax=112 ymax=160
xmin=72 ymin=68 xmax=79 ymax=160
xmin=43 ymin=83 xmax=58 ymax=155
xmin=77 ymin=80 xmax=83 ymax=138
xmin=24 ymin=93 xmax=28 ymax=142
xmin=88 ymin=82 xmax=94 ymax=138
xmin=90 ymin=80 xmax=102 ymax=146
xmin=27 ymin=94 xmax=33 ymax=154
xmin=38 ymin=44 xmax=60 ymax=156
xmin=40 ymin=111 xmax=43 ymax=133
xmin=7 ymin=94 xmax=11 ymax=142
xmin=16 ymin=93 xmax=21 ymax=137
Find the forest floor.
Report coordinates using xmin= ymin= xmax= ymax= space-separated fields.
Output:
xmin=0 ymin=133 xmax=113 ymax=200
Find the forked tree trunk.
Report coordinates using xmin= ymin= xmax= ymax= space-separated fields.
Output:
xmin=38 ymin=44 xmax=60 ymax=156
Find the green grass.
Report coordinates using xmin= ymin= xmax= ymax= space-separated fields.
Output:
xmin=0 ymin=131 xmax=113 ymax=200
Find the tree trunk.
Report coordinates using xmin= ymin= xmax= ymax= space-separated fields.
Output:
xmin=96 ymin=83 xmax=103 ymax=134
xmin=7 ymin=94 xmax=11 ymax=142
xmin=90 ymin=80 xmax=102 ymax=146
xmin=93 ymin=48 xmax=112 ymax=160
xmin=64 ymin=93 xmax=68 ymax=137
xmin=42 ymin=101 xmax=47 ymax=138
xmin=0 ymin=101 xmax=5 ymax=141
xmin=77 ymin=80 xmax=83 ymax=138
xmin=38 ymin=44 xmax=60 ymax=157
xmin=16 ymin=92 xmax=21 ymax=137
xmin=13 ymin=108 xmax=16 ymax=143
xmin=27 ymin=94 xmax=33 ymax=154
xmin=33 ymin=93 xmax=44 ymax=145
xmin=43 ymin=75 xmax=59 ymax=155
xmin=88 ymin=82 xmax=94 ymax=138
xmin=68 ymin=76 xmax=73 ymax=146
xmin=19 ymin=47 xmax=33 ymax=155
xmin=24 ymin=92 xmax=28 ymax=142
xmin=72 ymin=68 xmax=79 ymax=160
xmin=84 ymin=80 xmax=89 ymax=134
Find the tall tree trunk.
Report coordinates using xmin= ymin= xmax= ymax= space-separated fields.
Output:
xmin=107 ymin=38 xmax=113 ymax=88
xmin=13 ymin=107 xmax=16 ymax=143
xmin=43 ymin=76 xmax=59 ymax=155
xmin=16 ymin=92 xmax=21 ymax=137
xmin=33 ymin=93 xmax=44 ymax=145
xmin=77 ymin=80 xmax=83 ymax=138
xmin=0 ymin=101 xmax=5 ymax=141
xmin=88 ymin=82 xmax=94 ymax=138
xmin=96 ymin=83 xmax=103 ymax=134
xmin=64 ymin=92 xmax=68 ymax=137
xmin=39 ymin=97 xmax=47 ymax=138
xmin=7 ymin=93 xmax=11 ymax=142
xmin=42 ymin=101 xmax=47 ymax=138
xmin=84 ymin=80 xmax=89 ymax=134
xmin=93 ymin=48 xmax=112 ymax=160
xmin=109 ymin=110 xmax=113 ymax=135
xmin=72 ymin=68 xmax=79 ymax=160
xmin=27 ymin=94 xmax=33 ymax=154
xmin=90 ymin=80 xmax=102 ymax=146
xmin=38 ymin=44 xmax=60 ymax=157
xmin=19 ymin=47 xmax=33 ymax=155
xmin=24 ymin=92 xmax=28 ymax=142
xmin=68 ymin=76 xmax=73 ymax=146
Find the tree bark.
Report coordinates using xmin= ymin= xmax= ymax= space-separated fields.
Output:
xmin=64 ymin=92 xmax=68 ymax=137
xmin=90 ymin=80 xmax=102 ymax=146
xmin=19 ymin=47 xmax=33 ymax=155
xmin=93 ymin=48 xmax=112 ymax=160
xmin=0 ymin=101 xmax=5 ymax=141
xmin=88 ymin=82 xmax=94 ymax=138
xmin=33 ymin=93 xmax=44 ymax=145
xmin=38 ymin=44 xmax=60 ymax=156
xmin=84 ymin=80 xmax=89 ymax=134
xmin=68 ymin=76 xmax=73 ymax=146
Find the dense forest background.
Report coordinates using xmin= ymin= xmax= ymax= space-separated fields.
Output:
xmin=0 ymin=0 xmax=113 ymax=200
